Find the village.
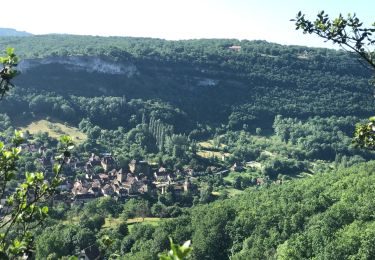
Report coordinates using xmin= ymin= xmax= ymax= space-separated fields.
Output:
xmin=18 ymin=141 xmax=274 ymax=204
xmin=36 ymin=150 xmax=195 ymax=202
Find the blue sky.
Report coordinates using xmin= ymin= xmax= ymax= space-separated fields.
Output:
xmin=5 ymin=0 xmax=375 ymax=48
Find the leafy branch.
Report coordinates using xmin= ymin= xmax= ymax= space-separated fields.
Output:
xmin=292 ymin=11 xmax=375 ymax=69
xmin=0 ymin=133 xmax=74 ymax=258
xmin=159 ymin=238 xmax=192 ymax=260
xmin=0 ymin=47 xmax=19 ymax=100
xmin=292 ymin=11 xmax=375 ymax=148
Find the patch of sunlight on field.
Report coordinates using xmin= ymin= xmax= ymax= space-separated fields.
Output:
xmin=20 ymin=119 xmax=87 ymax=144
xmin=226 ymin=188 xmax=244 ymax=197
xmin=197 ymin=150 xmax=230 ymax=159
xmin=127 ymin=217 xmax=161 ymax=225
xmin=198 ymin=141 xmax=213 ymax=148
xmin=126 ymin=217 xmax=162 ymax=232
xmin=103 ymin=217 xmax=125 ymax=228
xmin=198 ymin=140 xmax=227 ymax=149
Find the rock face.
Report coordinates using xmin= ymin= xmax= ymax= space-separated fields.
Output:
xmin=18 ymin=56 xmax=139 ymax=77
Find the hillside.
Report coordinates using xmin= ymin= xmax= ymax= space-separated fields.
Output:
xmin=1 ymin=35 xmax=373 ymax=176
xmin=0 ymin=35 xmax=373 ymax=131
xmin=34 ymin=161 xmax=375 ymax=259
xmin=0 ymin=28 xmax=32 ymax=37
xmin=0 ymin=33 xmax=375 ymax=260
xmin=193 ymin=161 xmax=375 ymax=259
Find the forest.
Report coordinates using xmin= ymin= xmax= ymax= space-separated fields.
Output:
xmin=1 ymin=33 xmax=375 ymax=259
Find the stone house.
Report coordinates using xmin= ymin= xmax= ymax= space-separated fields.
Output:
xmin=129 ymin=160 xmax=150 ymax=177
xmin=101 ymin=184 xmax=114 ymax=197
xmin=101 ymin=155 xmax=116 ymax=172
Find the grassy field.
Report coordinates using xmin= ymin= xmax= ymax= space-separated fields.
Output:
xmin=223 ymin=171 xmax=253 ymax=183
xmin=213 ymin=188 xmax=244 ymax=198
xmin=103 ymin=217 xmax=162 ymax=233
xmin=197 ymin=139 xmax=231 ymax=159
xmin=226 ymin=188 xmax=244 ymax=197
xmin=127 ymin=217 xmax=161 ymax=225
xmin=19 ymin=119 xmax=87 ymax=144
xmin=198 ymin=140 xmax=227 ymax=149
xmin=103 ymin=217 xmax=125 ymax=228
xmin=198 ymin=141 xmax=213 ymax=149
xmin=127 ymin=217 xmax=162 ymax=232
xmin=197 ymin=150 xmax=231 ymax=159
xmin=63 ymin=216 xmax=161 ymax=231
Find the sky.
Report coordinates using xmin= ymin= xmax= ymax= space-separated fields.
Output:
xmin=4 ymin=0 xmax=375 ymax=49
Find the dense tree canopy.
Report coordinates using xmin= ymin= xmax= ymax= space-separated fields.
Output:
xmin=1 ymin=30 xmax=375 ymax=258
xmin=0 ymin=35 xmax=372 ymax=132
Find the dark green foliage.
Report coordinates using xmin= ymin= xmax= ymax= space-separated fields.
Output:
xmin=83 ymin=197 xmax=122 ymax=217
xmin=37 ymin=162 xmax=375 ymax=259
xmin=79 ymin=214 xmax=105 ymax=231
xmin=121 ymin=198 xmax=151 ymax=219
xmin=1 ymin=34 xmax=375 ymax=259
xmin=262 ymin=157 xmax=305 ymax=179
xmin=222 ymin=162 xmax=375 ymax=259
xmin=0 ymin=35 xmax=373 ymax=131
xmin=191 ymin=203 xmax=235 ymax=259
xmin=35 ymin=224 xmax=96 ymax=259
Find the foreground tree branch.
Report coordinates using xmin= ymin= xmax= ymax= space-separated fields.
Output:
xmin=292 ymin=11 xmax=375 ymax=148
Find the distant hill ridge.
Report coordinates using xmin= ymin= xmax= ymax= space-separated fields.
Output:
xmin=0 ymin=34 xmax=373 ymax=130
xmin=0 ymin=28 xmax=32 ymax=37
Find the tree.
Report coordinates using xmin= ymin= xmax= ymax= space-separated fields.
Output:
xmin=121 ymin=198 xmax=150 ymax=220
xmin=292 ymin=11 xmax=375 ymax=148
xmin=0 ymin=48 xmax=19 ymax=99
xmin=0 ymin=49 xmax=74 ymax=258
xmin=292 ymin=11 xmax=375 ymax=69
xmin=191 ymin=203 xmax=235 ymax=259
xmin=0 ymin=133 xmax=74 ymax=258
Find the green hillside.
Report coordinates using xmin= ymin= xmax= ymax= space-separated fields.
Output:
xmin=2 ymin=35 xmax=375 ymax=259
xmin=37 ymin=161 xmax=375 ymax=259
xmin=0 ymin=35 xmax=373 ymax=131
xmin=101 ymin=161 xmax=375 ymax=259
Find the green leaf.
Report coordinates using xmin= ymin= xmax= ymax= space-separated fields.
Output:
xmin=35 ymin=172 xmax=44 ymax=181
xmin=6 ymin=47 xmax=14 ymax=56
xmin=59 ymin=135 xmax=72 ymax=144
xmin=25 ymin=172 xmax=34 ymax=183
xmin=53 ymin=164 xmax=61 ymax=174
xmin=41 ymin=206 xmax=49 ymax=214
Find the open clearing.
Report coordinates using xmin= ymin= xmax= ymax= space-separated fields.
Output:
xmin=126 ymin=217 xmax=162 ymax=233
xmin=197 ymin=150 xmax=231 ymax=159
xmin=198 ymin=140 xmax=227 ymax=149
xmin=103 ymin=217 xmax=161 ymax=232
xmin=19 ymin=119 xmax=87 ymax=144
xmin=127 ymin=217 xmax=161 ymax=225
